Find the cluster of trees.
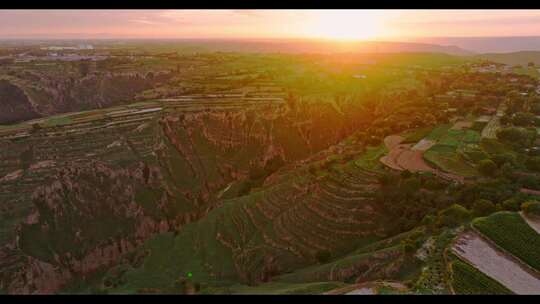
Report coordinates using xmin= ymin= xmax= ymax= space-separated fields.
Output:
xmin=522 ymin=200 xmax=540 ymax=217
xmin=496 ymin=126 xmax=537 ymax=149
xmin=376 ymin=171 xmax=452 ymax=234
xmin=238 ymin=155 xmax=286 ymax=197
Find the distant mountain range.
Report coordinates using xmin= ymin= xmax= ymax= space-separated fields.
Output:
xmin=8 ymin=38 xmax=540 ymax=65
xmin=164 ymin=39 xmax=475 ymax=56
xmin=476 ymin=51 xmax=540 ymax=66
xmin=412 ymin=36 xmax=540 ymax=54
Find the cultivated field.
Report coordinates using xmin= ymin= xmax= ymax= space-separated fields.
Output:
xmin=452 ymin=231 xmax=540 ymax=294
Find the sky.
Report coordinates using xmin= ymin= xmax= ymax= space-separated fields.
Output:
xmin=1 ymin=10 xmax=540 ymax=41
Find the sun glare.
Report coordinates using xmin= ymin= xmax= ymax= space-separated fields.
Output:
xmin=307 ymin=10 xmax=385 ymax=41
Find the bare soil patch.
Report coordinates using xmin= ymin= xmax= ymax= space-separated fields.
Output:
xmin=346 ymin=287 xmax=375 ymax=295
xmin=412 ymin=139 xmax=436 ymax=151
xmin=380 ymin=135 xmax=463 ymax=183
xmin=383 ymin=135 xmax=404 ymax=150
xmin=520 ymin=188 xmax=540 ymax=196
xmin=452 ymin=231 xmax=540 ymax=294
xmin=0 ymin=169 xmax=23 ymax=182
xmin=451 ymin=121 xmax=473 ymax=131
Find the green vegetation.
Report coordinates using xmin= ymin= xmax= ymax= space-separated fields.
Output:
xmin=2 ymin=47 xmax=540 ymax=295
xmin=402 ymin=126 xmax=433 ymax=143
xmin=473 ymin=212 xmax=540 ymax=271
xmin=472 ymin=199 xmax=496 ymax=217
xmin=217 ymin=281 xmax=347 ymax=295
xmin=450 ymin=258 xmax=513 ymax=295
xmin=423 ymin=127 xmax=481 ymax=177
xmin=522 ymin=201 xmax=540 ymax=217
xmin=437 ymin=204 xmax=471 ymax=228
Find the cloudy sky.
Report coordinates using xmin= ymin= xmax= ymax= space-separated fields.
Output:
xmin=1 ymin=10 xmax=540 ymax=40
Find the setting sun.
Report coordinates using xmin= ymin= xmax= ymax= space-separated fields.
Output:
xmin=306 ymin=10 xmax=385 ymax=40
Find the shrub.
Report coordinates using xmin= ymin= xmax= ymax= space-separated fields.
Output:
xmin=525 ymin=156 xmax=540 ymax=172
xmin=512 ymin=112 xmax=536 ymax=127
xmin=401 ymin=238 xmax=417 ymax=254
xmin=400 ymin=170 xmax=413 ymax=179
xmin=502 ymin=198 xmax=522 ymax=211
xmin=491 ymin=153 xmax=516 ymax=167
xmin=401 ymin=177 xmax=421 ymax=194
xmin=472 ymin=199 xmax=496 ymax=217
xmin=521 ymin=200 xmax=540 ymax=217
xmin=477 ymin=159 xmax=498 ymax=177
xmin=496 ymin=127 xmax=529 ymax=146
xmin=424 ymin=178 xmax=445 ymax=191
xmin=315 ymin=250 xmax=331 ymax=264
xmin=438 ymin=204 xmax=471 ymax=227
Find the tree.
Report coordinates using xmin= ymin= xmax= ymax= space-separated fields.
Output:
xmin=30 ymin=123 xmax=42 ymax=133
xmin=502 ymin=198 xmax=522 ymax=211
xmin=401 ymin=177 xmax=421 ymax=195
xmin=491 ymin=153 xmax=515 ymax=167
xmin=522 ymin=201 xmax=540 ymax=216
xmin=78 ymin=61 xmax=90 ymax=77
xmin=315 ymin=250 xmax=331 ymax=264
xmin=525 ymin=156 xmax=540 ymax=172
xmin=531 ymin=103 xmax=540 ymax=115
xmin=401 ymin=238 xmax=417 ymax=254
xmin=472 ymin=199 xmax=496 ymax=217
xmin=496 ymin=127 xmax=526 ymax=144
xmin=512 ymin=112 xmax=535 ymax=127
xmin=477 ymin=159 xmax=498 ymax=177
xmin=20 ymin=147 xmax=33 ymax=170
xmin=400 ymin=170 xmax=412 ymax=179
xmin=437 ymin=204 xmax=471 ymax=227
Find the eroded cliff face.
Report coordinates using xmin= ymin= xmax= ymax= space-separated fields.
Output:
xmin=0 ymin=98 xmax=367 ymax=294
xmin=0 ymin=72 xmax=170 ymax=124
xmin=0 ymin=80 xmax=40 ymax=124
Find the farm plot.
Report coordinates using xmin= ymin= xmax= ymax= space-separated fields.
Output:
xmin=451 ymin=121 xmax=473 ymax=131
xmin=472 ymin=212 xmax=540 ymax=272
xmin=421 ymin=127 xmax=480 ymax=177
xmin=450 ymin=258 xmax=513 ymax=294
xmin=380 ymin=134 xmax=463 ymax=182
xmin=452 ymin=230 xmax=540 ymax=294
xmin=424 ymin=145 xmax=478 ymax=177
xmin=411 ymin=139 xmax=436 ymax=151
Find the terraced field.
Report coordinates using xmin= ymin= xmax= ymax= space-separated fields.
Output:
xmin=472 ymin=212 xmax=540 ymax=272
xmin=450 ymin=257 xmax=513 ymax=295
xmin=452 ymin=230 xmax=540 ymax=294
xmin=379 ymin=132 xmax=464 ymax=182
xmin=84 ymin=136 xmax=436 ymax=293
xmin=422 ymin=127 xmax=480 ymax=178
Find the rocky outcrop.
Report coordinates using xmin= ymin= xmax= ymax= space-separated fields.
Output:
xmin=0 ymin=80 xmax=40 ymax=124
xmin=0 ymin=94 xmax=376 ymax=294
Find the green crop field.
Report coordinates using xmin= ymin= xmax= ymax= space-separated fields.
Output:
xmin=473 ymin=212 xmax=540 ymax=272
xmin=450 ymin=258 xmax=513 ymax=295
xmin=213 ymin=281 xmax=348 ymax=294
xmin=422 ymin=125 xmax=481 ymax=177
xmin=354 ymin=144 xmax=388 ymax=171
xmin=402 ymin=126 xmax=433 ymax=144
xmin=424 ymin=145 xmax=478 ymax=177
